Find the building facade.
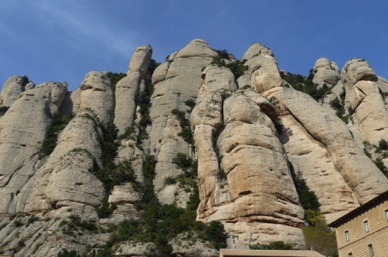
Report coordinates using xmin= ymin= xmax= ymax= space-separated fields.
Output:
xmin=328 ymin=190 xmax=388 ymax=257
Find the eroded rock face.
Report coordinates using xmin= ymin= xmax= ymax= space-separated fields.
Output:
xmin=242 ymin=42 xmax=274 ymax=61
xmin=0 ymin=76 xmax=35 ymax=107
xmin=114 ymin=45 xmax=152 ymax=135
xmin=201 ymin=65 xmax=237 ymax=92
xmin=192 ymin=89 xmax=305 ymax=247
xmin=191 ymin=42 xmax=388 ymax=247
xmin=0 ymin=82 xmax=67 ymax=214
xmin=24 ymin=111 xmax=105 ymax=213
xmin=265 ymin=87 xmax=360 ymax=221
xmin=312 ymin=58 xmax=340 ymax=87
xmin=341 ymin=59 xmax=388 ymax=145
xmin=149 ymin=39 xmax=217 ymax=151
xmin=250 ymin=52 xmax=282 ymax=93
xmin=237 ymin=43 xmax=273 ymax=90
xmin=0 ymin=210 xmax=109 ymax=257
xmin=60 ymin=89 xmax=80 ymax=115
xmin=80 ymin=71 xmax=114 ymax=124
xmin=264 ymin=87 xmax=388 ymax=212
xmin=342 ymin=59 xmax=378 ymax=86
xmin=219 ymin=93 xmax=304 ymax=224
xmin=149 ymin=39 xmax=217 ymax=205
xmin=192 ymin=47 xmax=306 ymax=247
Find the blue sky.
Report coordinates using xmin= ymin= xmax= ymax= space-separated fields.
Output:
xmin=1 ymin=0 xmax=387 ymax=91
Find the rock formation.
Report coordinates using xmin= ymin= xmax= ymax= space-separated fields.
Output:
xmin=24 ymin=110 xmax=106 ymax=213
xmin=0 ymin=82 xmax=67 ymax=214
xmin=0 ymin=76 xmax=35 ymax=107
xmin=341 ymin=59 xmax=388 ymax=145
xmin=79 ymin=71 xmax=114 ymax=125
xmin=148 ymin=39 xmax=217 ymax=206
xmin=114 ymin=45 xmax=152 ymax=135
xmin=312 ymin=58 xmax=340 ymax=88
xmin=0 ymin=39 xmax=387 ymax=257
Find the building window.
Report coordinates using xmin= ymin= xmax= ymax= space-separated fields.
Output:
xmin=385 ymin=209 xmax=388 ymax=221
xmin=368 ymin=244 xmax=374 ymax=257
xmin=363 ymin=220 xmax=369 ymax=232
xmin=348 ymin=253 xmax=353 ymax=257
xmin=345 ymin=230 xmax=350 ymax=242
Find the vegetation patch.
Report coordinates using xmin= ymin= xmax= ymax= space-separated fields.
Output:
xmin=217 ymin=168 xmax=227 ymax=181
xmin=60 ymin=215 xmax=98 ymax=236
xmin=164 ymin=176 xmax=177 ymax=185
xmin=212 ymin=122 xmax=225 ymax=161
xmin=292 ymin=174 xmax=320 ymax=213
xmin=250 ymin=241 xmax=293 ymax=250
xmin=90 ymin=153 xmax=226 ymax=257
xmin=171 ymin=109 xmax=194 ymax=145
xmin=280 ymin=71 xmax=331 ymax=101
xmin=0 ymin=106 xmax=9 ymax=116
xmin=82 ymin=118 xmax=139 ymax=218
xmin=211 ymin=49 xmax=248 ymax=79
xmin=133 ymin=63 xmax=155 ymax=146
xmin=105 ymin=72 xmax=126 ymax=95
xmin=172 ymin=153 xmax=198 ymax=189
xmin=173 ymin=153 xmax=193 ymax=170
xmin=13 ymin=218 xmax=24 ymax=227
xmin=211 ymin=122 xmax=228 ymax=181
xmin=184 ymin=99 xmax=196 ymax=111
xmin=58 ymin=249 xmax=80 ymax=257
xmin=117 ymin=125 xmax=136 ymax=141
xmin=40 ymin=113 xmax=73 ymax=158
xmin=329 ymin=90 xmax=352 ymax=122
xmin=92 ymin=120 xmax=143 ymax=218
xmin=378 ymin=139 xmax=388 ymax=151
xmin=302 ymin=212 xmax=338 ymax=257
xmin=374 ymin=159 xmax=388 ymax=177
xmin=288 ymin=162 xmax=337 ymax=256
xmin=27 ymin=215 xmax=39 ymax=225
xmin=363 ymin=140 xmax=388 ymax=177
xmin=94 ymin=159 xmax=139 ymax=194
xmin=95 ymin=197 xmax=117 ymax=219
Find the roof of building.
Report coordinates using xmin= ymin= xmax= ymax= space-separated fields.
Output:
xmin=328 ymin=190 xmax=388 ymax=228
xmin=219 ymin=249 xmax=325 ymax=257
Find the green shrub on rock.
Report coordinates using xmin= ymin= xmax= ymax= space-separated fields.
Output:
xmin=172 ymin=153 xmax=193 ymax=170
xmin=40 ymin=113 xmax=73 ymax=158
xmin=58 ymin=249 xmax=80 ymax=257
xmin=250 ymin=241 xmax=293 ymax=250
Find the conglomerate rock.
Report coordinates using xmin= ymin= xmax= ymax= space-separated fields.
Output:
xmin=191 ymin=47 xmax=306 ymax=247
xmin=341 ymin=58 xmax=388 ymax=145
xmin=312 ymin=57 xmax=340 ymax=87
xmin=250 ymin=53 xmax=282 ymax=93
xmin=192 ymin=88 xmax=306 ymax=248
xmin=264 ymin=87 xmax=388 ymax=212
xmin=0 ymin=39 xmax=388 ymax=256
xmin=79 ymin=71 xmax=114 ymax=125
xmin=114 ymin=45 xmax=153 ymax=135
xmin=0 ymin=76 xmax=35 ymax=107
xmin=24 ymin=111 xmax=106 ymax=213
xmin=149 ymin=39 xmax=217 ymax=206
xmin=0 ymin=82 xmax=67 ymax=214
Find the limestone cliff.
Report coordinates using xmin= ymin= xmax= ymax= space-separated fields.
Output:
xmin=0 ymin=39 xmax=387 ymax=257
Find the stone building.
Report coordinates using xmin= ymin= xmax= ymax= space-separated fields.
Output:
xmin=219 ymin=249 xmax=324 ymax=257
xmin=328 ymin=190 xmax=388 ymax=257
